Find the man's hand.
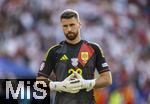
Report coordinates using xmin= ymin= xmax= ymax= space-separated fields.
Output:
xmin=74 ymin=72 xmax=96 ymax=92
xmin=49 ymin=73 xmax=82 ymax=93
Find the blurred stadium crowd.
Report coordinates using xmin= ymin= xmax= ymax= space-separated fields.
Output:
xmin=0 ymin=0 xmax=149 ymax=104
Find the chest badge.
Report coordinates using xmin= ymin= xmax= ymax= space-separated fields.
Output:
xmin=81 ymin=52 xmax=89 ymax=62
xmin=77 ymin=43 xmax=94 ymax=66
xmin=71 ymin=58 xmax=78 ymax=67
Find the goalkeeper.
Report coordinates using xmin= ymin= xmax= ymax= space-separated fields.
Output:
xmin=37 ymin=9 xmax=112 ymax=104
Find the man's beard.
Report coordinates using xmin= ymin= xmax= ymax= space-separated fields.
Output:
xmin=65 ymin=31 xmax=78 ymax=40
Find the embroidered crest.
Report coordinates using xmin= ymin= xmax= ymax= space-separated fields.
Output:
xmin=81 ymin=52 xmax=89 ymax=62
xmin=71 ymin=58 xmax=78 ymax=67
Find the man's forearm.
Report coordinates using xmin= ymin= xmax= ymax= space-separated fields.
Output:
xmin=94 ymin=71 xmax=112 ymax=89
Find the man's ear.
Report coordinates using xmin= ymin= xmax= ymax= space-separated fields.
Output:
xmin=79 ymin=22 xmax=81 ymax=28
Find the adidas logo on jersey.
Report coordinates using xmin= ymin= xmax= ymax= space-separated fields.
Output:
xmin=60 ymin=54 xmax=68 ymax=60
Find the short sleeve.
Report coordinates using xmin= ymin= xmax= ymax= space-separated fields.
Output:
xmin=38 ymin=45 xmax=58 ymax=78
xmin=91 ymin=43 xmax=109 ymax=74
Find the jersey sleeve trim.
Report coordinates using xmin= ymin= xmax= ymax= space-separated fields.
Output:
xmin=38 ymin=72 xmax=49 ymax=78
xmin=99 ymin=69 xmax=110 ymax=74
xmin=44 ymin=44 xmax=60 ymax=61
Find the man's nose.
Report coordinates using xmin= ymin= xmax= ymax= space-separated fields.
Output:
xmin=67 ymin=26 xmax=71 ymax=31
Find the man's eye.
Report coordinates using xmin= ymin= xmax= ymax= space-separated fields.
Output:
xmin=63 ymin=25 xmax=68 ymax=28
xmin=70 ymin=24 xmax=75 ymax=27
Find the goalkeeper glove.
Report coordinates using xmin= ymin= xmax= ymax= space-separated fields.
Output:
xmin=49 ymin=73 xmax=82 ymax=93
xmin=74 ymin=72 xmax=96 ymax=92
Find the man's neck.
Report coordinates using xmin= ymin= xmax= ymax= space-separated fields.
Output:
xmin=66 ymin=36 xmax=81 ymax=45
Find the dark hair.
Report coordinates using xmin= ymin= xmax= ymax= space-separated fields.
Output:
xmin=60 ymin=9 xmax=79 ymax=21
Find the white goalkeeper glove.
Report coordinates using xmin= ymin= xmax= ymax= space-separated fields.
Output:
xmin=49 ymin=73 xmax=82 ymax=93
xmin=74 ymin=72 xmax=96 ymax=92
